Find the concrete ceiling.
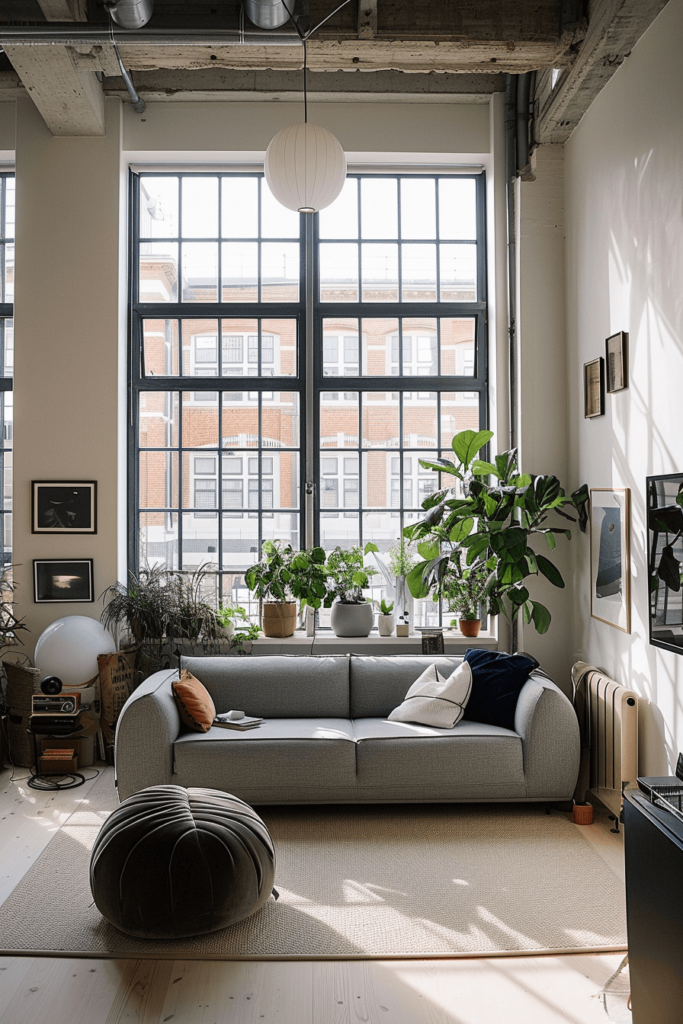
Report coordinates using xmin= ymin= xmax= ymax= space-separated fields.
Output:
xmin=0 ymin=0 xmax=671 ymax=142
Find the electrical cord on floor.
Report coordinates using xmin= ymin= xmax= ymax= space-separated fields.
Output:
xmin=27 ymin=766 xmax=100 ymax=792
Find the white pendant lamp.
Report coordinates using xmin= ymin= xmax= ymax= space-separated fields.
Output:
xmin=264 ymin=37 xmax=347 ymax=213
xmin=265 ymin=122 xmax=347 ymax=213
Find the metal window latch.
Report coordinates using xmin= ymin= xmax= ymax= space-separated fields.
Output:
xmin=305 ymin=481 xmax=316 ymax=497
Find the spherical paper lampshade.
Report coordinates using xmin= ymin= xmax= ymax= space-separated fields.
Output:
xmin=35 ymin=615 xmax=116 ymax=687
xmin=265 ymin=122 xmax=347 ymax=213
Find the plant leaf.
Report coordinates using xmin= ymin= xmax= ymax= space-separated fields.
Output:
xmin=450 ymin=517 xmax=474 ymax=543
xmin=418 ymin=458 xmax=461 ymax=478
xmin=531 ymin=601 xmax=551 ymax=634
xmin=417 ymin=540 xmax=440 ymax=560
xmin=471 ymin=460 xmax=499 ymax=478
xmin=536 ymin=554 xmax=565 ymax=588
xmin=452 ymin=429 xmax=494 ymax=469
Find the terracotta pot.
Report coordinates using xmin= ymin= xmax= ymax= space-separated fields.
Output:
xmin=262 ymin=602 xmax=297 ymax=638
xmin=571 ymin=803 xmax=594 ymax=825
xmin=459 ymin=618 xmax=482 ymax=638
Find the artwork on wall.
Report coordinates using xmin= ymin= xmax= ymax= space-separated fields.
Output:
xmin=33 ymin=559 xmax=94 ymax=603
xmin=584 ymin=358 xmax=605 ymax=418
xmin=590 ymin=488 xmax=630 ymax=633
xmin=605 ymin=332 xmax=629 ymax=393
xmin=32 ymin=481 xmax=97 ymax=535
xmin=647 ymin=473 xmax=683 ymax=655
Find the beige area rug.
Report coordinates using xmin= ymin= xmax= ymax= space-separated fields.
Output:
xmin=0 ymin=770 xmax=627 ymax=959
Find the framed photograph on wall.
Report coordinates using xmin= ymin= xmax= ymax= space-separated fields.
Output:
xmin=605 ymin=331 xmax=628 ymax=393
xmin=590 ymin=488 xmax=630 ymax=633
xmin=584 ymin=358 xmax=605 ymax=418
xmin=33 ymin=559 xmax=94 ymax=603
xmin=32 ymin=481 xmax=97 ymax=535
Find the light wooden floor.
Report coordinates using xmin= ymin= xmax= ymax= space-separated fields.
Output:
xmin=0 ymin=764 xmax=628 ymax=1024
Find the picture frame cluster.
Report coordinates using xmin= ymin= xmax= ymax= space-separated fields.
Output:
xmin=584 ymin=331 xmax=628 ymax=418
xmin=31 ymin=481 xmax=97 ymax=604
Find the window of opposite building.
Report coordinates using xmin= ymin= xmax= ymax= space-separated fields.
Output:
xmin=131 ymin=171 xmax=487 ymax=625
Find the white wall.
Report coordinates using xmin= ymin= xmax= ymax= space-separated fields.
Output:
xmin=12 ymin=98 xmax=125 ymax=655
xmin=517 ymin=145 xmax=574 ymax=690
xmin=565 ymin=0 xmax=683 ymax=772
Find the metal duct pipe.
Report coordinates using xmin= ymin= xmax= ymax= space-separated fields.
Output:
xmin=105 ymin=0 xmax=154 ymax=31
xmin=244 ymin=0 xmax=291 ymax=31
xmin=0 ymin=26 xmax=301 ymax=46
xmin=113 ymin=43 xmax=145 ymax=112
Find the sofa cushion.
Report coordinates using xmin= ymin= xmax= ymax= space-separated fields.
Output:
xmin=463 ymin=649 xmax=537 ymax=730
xmin=172 ymin=671 xmax=216 ymax=733
xmin=352 ymin=717 xmax=526 ymax=801
xmin=350 ymin=655 xmax=463 ymax=719
xmin=388 ymin=662 xmax=472 ymax=728
xmin=181 ymin=655 xmax=350 ymax=719
xmin=173 ymin=718 xmax=357 ymax=803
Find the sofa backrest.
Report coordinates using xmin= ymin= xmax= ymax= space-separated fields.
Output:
xmin=180 ymin=655 xmax=350 ymax=718
xmin=349 ymin=655 xmax=464 ymax=718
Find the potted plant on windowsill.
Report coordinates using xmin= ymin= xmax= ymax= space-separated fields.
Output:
xmin=377 ymin=599 xmax=394 ymax=637
xmin=438 ymin=558 xmax=489 ymax=638
xmin=325 ymin=543 xmax=379 ymax=637
xmin=245 ymin=540 xmax=328 ymax=638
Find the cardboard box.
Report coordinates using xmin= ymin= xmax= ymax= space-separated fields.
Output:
xmin=38 ymin=754 xmax=78 ymax=775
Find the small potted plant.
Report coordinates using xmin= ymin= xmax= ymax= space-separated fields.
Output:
xmin=245 ymin=541 xmax=328 ymax=638
xmin=377 ymin=599 xmax=394 ymax=637
xmin=325 ymin=543 xmax=379 ymax=637
xmin=440 ymin=560 xmax=490 ymax=637
xmin=216 ymin=602 xmax=249 ymax=639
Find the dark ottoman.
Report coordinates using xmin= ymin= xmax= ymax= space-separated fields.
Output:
xmin=90 ymin=785 xmax=276 ymax=939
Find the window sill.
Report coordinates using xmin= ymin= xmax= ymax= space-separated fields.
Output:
xmin=249 ymin=631 xmax=498 ymax=656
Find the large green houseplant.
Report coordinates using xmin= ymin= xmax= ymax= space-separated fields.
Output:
xmin=245 ymin=540 xmax=328 ymax=638
xmin=405 ymin=429 xmax=588 ymax=637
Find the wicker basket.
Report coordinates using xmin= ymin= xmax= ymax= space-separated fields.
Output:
xmin=3 ymin=662 xmax=42 ymax=767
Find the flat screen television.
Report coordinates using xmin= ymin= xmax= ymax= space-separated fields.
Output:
xmin=647 ymin=472 xmax=683 ymax=655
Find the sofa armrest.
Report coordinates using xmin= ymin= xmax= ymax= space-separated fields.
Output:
xmin=515 ymin=674 xmax=580 ymax=799
xmin=115 ymin=669 xmax=180 ymax=801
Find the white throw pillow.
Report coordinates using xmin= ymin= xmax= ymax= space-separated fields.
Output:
xmin=388 ymin=661 xmax=473 ymax=729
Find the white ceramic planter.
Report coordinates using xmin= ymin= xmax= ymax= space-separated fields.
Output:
xmin=330 ymin=601 xmax=374 ymax=637
xmin=378 ymin=613 xmax=394 ymax=637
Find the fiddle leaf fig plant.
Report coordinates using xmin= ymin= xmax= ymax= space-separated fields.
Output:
xmin=404 ymin=429 xmax=588 ymax=635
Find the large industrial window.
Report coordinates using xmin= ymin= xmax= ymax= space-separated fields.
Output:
xmin=0 ymin=175 xmax=13 ymax=572
xmin=131 ymin=171 xmax=487 ymax=624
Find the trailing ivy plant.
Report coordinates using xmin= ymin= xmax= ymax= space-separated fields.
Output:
xmin=404 ymin=429 xmax=588 ymax=635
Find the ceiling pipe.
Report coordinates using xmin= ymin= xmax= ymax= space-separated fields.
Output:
xmin=0 ymin=25 xmax=301 ymax=46
xmin=244 ymin=0 xmax=291 ymax=31
xmin=105 ymin=0 xmax=154 ymax=31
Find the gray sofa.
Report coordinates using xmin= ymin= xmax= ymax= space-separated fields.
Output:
xmin=115 ymin=654 xmax=580 ymax=804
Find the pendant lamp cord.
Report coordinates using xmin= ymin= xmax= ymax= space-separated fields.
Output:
xmin=303 ymin=38 xmax=308 ymax=123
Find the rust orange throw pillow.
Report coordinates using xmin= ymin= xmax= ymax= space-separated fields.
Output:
xmin=172 ymin=671 xmax=216 ymax=733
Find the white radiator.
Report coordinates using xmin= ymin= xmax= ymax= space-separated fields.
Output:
xmin=572 ymin=663 xmax=639 ymax=818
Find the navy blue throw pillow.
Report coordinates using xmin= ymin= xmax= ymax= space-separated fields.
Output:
xmin=462 ymin=649 xmax=538 ymax=731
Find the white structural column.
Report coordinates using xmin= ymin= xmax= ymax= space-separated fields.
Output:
xmin=13 ymin=98 xmax=124 ymax=655
xmin=516 ymin=144 xmax=572 ymax=684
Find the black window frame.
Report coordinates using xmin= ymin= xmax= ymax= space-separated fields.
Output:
xmin=129 ymin=169 xmax=488 ymax=616
xmin=0 ymin=173 xmax=14 ymax=573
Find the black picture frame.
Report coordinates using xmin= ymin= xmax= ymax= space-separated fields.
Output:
xmin=32 ymin=481 xmax=97 ymax=535
xmin=605 ymin=331 xmax=629 ymax=393
xmin=584 ymin=357 xmax=605 ymax=418
xmin=647 ymin=472 xmax=683 ymax=656
xmin=33 ymin=559 xmax=94 ymax=603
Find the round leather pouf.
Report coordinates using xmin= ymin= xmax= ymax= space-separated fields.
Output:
xmin=90 ymin=785 xmax=276 ymax=939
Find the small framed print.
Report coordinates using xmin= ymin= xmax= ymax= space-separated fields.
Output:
xmin=584 ymin=357 xmax=605 ymax=418
xmin=32 ymin=481 xmax=97 ymax=535
xmin=605 ymin=331 xmax=628 ymax=393
xmin=33 ymin=559 xmax=94 ymax=603
xmin=590 ymin=489 xmax=630 ymax=633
